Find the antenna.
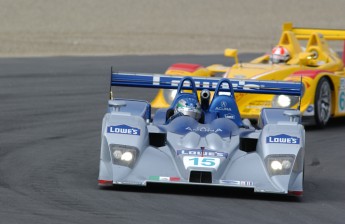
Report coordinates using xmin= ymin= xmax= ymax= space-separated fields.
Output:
xmin=297 ymin=74 xmax=302 ymax=111
xmin=110 ymin=67 xmax=114 ymax=100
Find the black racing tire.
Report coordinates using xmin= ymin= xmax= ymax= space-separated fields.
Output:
xmin=314 ymin=77 xmax=332 ymax=128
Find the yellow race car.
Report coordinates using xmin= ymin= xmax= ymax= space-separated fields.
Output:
xmin=152 ymin=23 xmax=345 ymax=127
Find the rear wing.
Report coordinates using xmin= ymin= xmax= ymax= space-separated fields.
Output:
xmin=283 ymin=22 xmax=345 ymax=64
xmin=283 ymin=22 xmax=345 ymax=40
xmin=110 ymin=71 xmax=302 ymax=98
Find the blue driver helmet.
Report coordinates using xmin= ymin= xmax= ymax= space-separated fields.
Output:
xmin=175 ymin=98 xmax=202 ymax=120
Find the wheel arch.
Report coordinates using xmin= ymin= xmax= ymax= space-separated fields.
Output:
xmin=287 ymin=70 xmax=336 ymax=127
xmin=312 ymin=74 xmax=336 ymax=116
xmin=321 ymin=74 xmax=335 ymax=91
xmin=289 ymin=70 xmax=336 ymax=100
xmin=318 ymin=74 xmax=335 ymax=108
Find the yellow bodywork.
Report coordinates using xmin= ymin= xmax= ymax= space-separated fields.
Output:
xmin=151 ymin=64 xmax=214 ymax=108
xmin=152 ymin=23 xmax=345 ymax=120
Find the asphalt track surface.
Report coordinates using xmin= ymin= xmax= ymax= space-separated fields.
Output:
xmin=1 ymin=55 xmax=345 ymax=224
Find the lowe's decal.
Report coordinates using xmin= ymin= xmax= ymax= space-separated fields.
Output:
xmin=266 ymin=134 xmax=300 ymax=144
xmin=107 ymin=125 xmax=140 ymax=135
xmin=224 ymin=113 xmax=235 ymax=119
xmin=177 ymin=149 xmax=228 ymax=158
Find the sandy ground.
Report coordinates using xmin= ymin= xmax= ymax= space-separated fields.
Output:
xmin=1 ymin=0 xmax=345 ymax=57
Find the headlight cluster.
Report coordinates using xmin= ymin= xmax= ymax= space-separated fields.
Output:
xmin=272 ymin=95 xmax=300 ymax=108
xmin=266 ymin=155 xmax=295 ymax=176
xmin=272 ymin=84 xmax=305 ymax=108
xmin=163 ymin=89 xmax=177 ymax=104
xmin=110 ymin=144 xmax=138 ymax=168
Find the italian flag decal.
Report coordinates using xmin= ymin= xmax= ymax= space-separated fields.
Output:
xmin=149 ymin=176 xmax=180 ymax=181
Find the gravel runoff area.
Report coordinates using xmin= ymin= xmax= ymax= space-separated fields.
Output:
xmin=1 ymin=0 xmax=345 ymax=57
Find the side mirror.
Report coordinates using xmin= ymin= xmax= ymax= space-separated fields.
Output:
xmin=284 ymin=110 xmax=301 ymax=122
xmin=108 ymin=100 xmax=126 ymax=112
xmin=224 ymin=48 xmax=239 ymax=65
xmin=299 ymin=52 xmax=313 ymax=66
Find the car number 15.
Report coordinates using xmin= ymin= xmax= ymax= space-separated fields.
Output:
xmin=183 ymin=156 xmax=220 ymax=169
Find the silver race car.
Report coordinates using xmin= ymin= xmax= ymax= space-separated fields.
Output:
xmin=98 ymin=71 xmax=305 ymax=196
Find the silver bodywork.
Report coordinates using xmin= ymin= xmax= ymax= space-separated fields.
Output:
xmin=99 ymin=99 xmax=305 ymax=196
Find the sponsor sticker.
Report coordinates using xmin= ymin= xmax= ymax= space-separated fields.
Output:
xmin=215 ymin=101 xmax=232 ymax=111
xmin=215 ymin=107 xmax=232 ymax=111
xmin=220 ymin=180 xmax=254 ymax=187
xmin=182 ymin=156 xmax=220 ymax=169
xmin=153 ymin=75 xmax=160 ymax=85
xmin=177 ymin=149 xmax=228 ymax=158
xmin=224 ymin=113 xmax=235 ymax=119
xmin=306 ymin=105 xmax=314 ymax=112
xmin=341 ymin=78 xmax=345 ymax=89
xmin=107 ymin=125 xmax=140 ymax=136
xmin=339 ymin=90 xmax=345 ymax=113
xmin=266 ymin=134 xmax=300 ymax=144
xmin=185 ymin=127 xmax=222 ymax=133
xmin=303 ymin=105 xmax=315 ymax=116
xmin=246 ymin=101 xmax=271 ymax=109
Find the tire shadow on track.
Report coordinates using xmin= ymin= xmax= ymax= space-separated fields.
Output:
xmin=304 ymin=116 xmax=345 ymax=131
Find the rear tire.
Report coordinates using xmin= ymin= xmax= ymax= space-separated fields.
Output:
xmin=314 ymin=77 xmax=332 ymax=128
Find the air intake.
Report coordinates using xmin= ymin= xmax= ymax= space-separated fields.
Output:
xmin=189 ymin=171 xmax=212 ymax=183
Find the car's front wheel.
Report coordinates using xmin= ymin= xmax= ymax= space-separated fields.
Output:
xmin=314 ymin=77 xmax=332 ymax=127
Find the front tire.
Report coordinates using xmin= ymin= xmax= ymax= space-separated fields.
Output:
xmin=314 ymin=77 xmax=332 ymax=128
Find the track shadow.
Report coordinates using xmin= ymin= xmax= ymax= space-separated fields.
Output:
xmin=305 ymin=116 xmax=345 ymax=131
xmin=100 ymin=183 xmax=302 ymax=203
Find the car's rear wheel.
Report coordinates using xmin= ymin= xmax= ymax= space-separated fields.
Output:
xmin=314 ymin=77 xmax=332 ymax=127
